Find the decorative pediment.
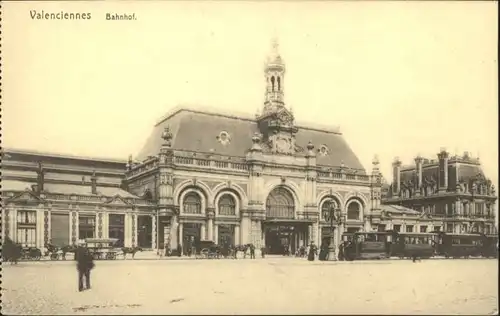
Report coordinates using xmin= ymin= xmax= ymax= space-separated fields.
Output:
xmin=275 ymin=108 xmax=294 ymax=126
xmin=419 ymin=211 xmax=433 ymax=219
xmin=381 ymin=211 xmax=392 ymax=219
xmin=8 ymin=189 xmax=45 ymax=203
xmin=106 ymin=195 xmax=133 ymax=206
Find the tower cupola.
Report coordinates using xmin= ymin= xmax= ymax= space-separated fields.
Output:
xmin=263 ymin=38 xmax=286 ymax=115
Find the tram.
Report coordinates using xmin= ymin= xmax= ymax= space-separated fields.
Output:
xmin=339 ymin=231 xmax=497 ymax=261
xmin=387 ymin=231 xmax=437 ymax=259
xmin=434 ymin=232 xmax=486 ymax=259
xmin=343 ymin=231 xmax=392 ymax=261
xmin=482 ymin=234 xmax=499 ymax=258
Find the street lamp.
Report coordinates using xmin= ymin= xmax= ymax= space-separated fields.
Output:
xmin=156 ymin=208 xmax=160 ymax=256
xmin=322 ymin=203 xmax=343 ymax=261
xmin=141 ymin=225 xmax=146 ymax=248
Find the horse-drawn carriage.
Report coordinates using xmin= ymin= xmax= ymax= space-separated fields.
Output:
xmin=84 ymin=238 xmax=120 ymax=260
xmin=2 ymin=237 xmax=43 ymax=263
xmin=20 ymin=246 xmax=43 ymax=261
xmin=45 ymin=243 xmax=77 ymax=260
xmin=195 ymin=240 xmax=221 ymax=259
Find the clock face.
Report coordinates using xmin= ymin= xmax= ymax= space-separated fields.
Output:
xmin=276 ymin=137 xmax=291 ymax=153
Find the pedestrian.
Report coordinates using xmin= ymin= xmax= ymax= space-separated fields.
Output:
xmin=249 ymin=244 xmax=256 ymax=259
xmin=260 ymin=246 xmax=266 ymax=258
xmin=307 ymin=242 xmax=317 ymax=262
xmin=76 ymin=243 xmax=94 ymax=292
xmin=338 ymin=242 xmax=345 ymax=261
xmin=318 ymin=242 xmax=328 ymax=261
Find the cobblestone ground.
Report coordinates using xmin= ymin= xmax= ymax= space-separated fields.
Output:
xmin=1 ymin=257 xmax=498 ymax=315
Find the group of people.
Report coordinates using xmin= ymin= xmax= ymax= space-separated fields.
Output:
xmin=304 ymin=241 xmax=348 ymax=261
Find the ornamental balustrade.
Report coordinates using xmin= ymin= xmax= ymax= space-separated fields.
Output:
xmin=173 ymin=156 xmax=249 ymax=172
xmin=128 ymin=153 xmax=374 ymax=184
xmin=128 ymin=159 xmax=159 ymax=177
xmin=316 ymin=169 xmax=371 ymax=183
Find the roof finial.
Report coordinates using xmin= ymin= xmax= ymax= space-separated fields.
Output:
xmin=271 ymin=37 xmax=279 ymax=54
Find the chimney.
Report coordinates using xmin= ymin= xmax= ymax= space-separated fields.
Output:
xmin=392 ymin=157 xmax=402 ymax=195
xmin=126 ymin=155 xmax=133 ymax=171
xmin=36 ymin=161 xmax=45 ymax=193
xmin=437 ymin=148 xmax=449 ymax=191
xmin=414 ymin=155 xmax=423 ymax=189
xmin=372 ymin=154 xmax=380 ymax=176
xmin=91 ymin=170 xmax=98 ymax=195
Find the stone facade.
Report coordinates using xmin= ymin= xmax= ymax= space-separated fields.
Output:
xmin=1 ymin=40 xmax=452 ymax=255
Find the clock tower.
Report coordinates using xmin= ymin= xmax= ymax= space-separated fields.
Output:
xmin=263 ymin=38 xmax=286 ymax=114
xmin=257 ymin=38 xmax=300 ymax=156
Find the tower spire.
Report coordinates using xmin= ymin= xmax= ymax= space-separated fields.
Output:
xmin=271 ymin=37 xmax=279 ymax=55
xmin=262 ymin=38 xmax=286 ymax=115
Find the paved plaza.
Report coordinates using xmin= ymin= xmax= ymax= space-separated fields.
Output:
xmin=1 ymin=257 xmax=498 ymax=315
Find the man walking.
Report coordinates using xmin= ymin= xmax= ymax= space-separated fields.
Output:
xmin=249 ymin=244 xmax=256 ymax=259
xmin=75 ymin=243 xmax=94 ymax=292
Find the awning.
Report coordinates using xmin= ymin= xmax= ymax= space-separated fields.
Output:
xmin=264 ymin=218 xmax=315 ymax=224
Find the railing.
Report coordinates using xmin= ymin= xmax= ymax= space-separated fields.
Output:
xmin=128 ymin=159 xmax=159 ymax=177
xmin=316 ymin=169 xmax=371 ymax=183
xmin=174 ymin=156 xmax=249 ymax=172
xmin=447 ymin=213 xmax=496 ymax=221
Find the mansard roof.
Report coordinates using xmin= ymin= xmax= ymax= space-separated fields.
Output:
xmin=137 ymin=105 xmax=366 ymax=172
xmin=399 ymin=156 xmax=486 ymax=185
xmin=1 ymin=179 xmax=138 ymax=199
xmin=1 ymin=149 xmax=145 ymax=202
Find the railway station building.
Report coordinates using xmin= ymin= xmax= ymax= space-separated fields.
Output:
xmin=3 ymin=41 xmax=486 ymax=255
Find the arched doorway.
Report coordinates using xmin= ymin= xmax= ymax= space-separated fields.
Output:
xmin=264 ymin=186 xmax=302 ymax=255
xmin=181 ymin=191 xmax=203 ymax=255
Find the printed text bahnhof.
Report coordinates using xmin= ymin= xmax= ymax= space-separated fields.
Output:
xmin=30 ymin=10 xmax=91 ymax=20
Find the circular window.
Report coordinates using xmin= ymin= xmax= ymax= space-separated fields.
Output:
xmin=318 ymin=144 xmax=329 ymax=156
xmin=217 ymin=131 xmax=231 ymax=145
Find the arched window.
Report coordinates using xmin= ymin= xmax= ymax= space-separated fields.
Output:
xmin=183 ymin=192 xmax=202 ymax=214
xmin=218 ymin=194 xmax=236 ymax=216
xmin=271 ymin=76 xmax=275 ymax=92
xmin=347 ymin=201 xmax=361 ymax=220
xmin=266 ymin=186 xmax=294 ymax=219
xmin=277 ymin=76 xmax=281 ymax=91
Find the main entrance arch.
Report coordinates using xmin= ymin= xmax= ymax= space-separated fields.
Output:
xmin=263 ymin=186 xmax=309 ymax=255
xmin=266 ymin=186 xmax=295 ymax=219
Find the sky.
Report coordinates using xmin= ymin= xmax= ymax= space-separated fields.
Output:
xmin=2 ymin=1 xmax=498 ymax=187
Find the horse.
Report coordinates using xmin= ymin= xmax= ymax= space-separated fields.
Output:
xmin=61 ymin=245 xmax=78 ymax=260
xmin=3 ymin=237 xmax=22 ymax=264
xmin=232 ymin=244 xmax=252 ymax=259
xmin=121 ymin=246 xmax=142 ymax=259
xmin=44 ymin=243 xmax=62 ymax=260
